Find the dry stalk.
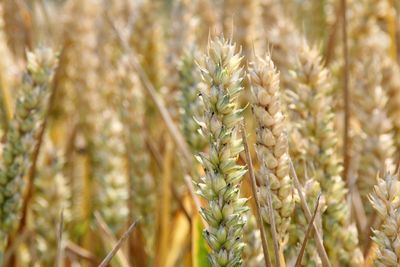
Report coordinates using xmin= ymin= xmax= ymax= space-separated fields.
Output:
xmin=55 ymin=209 xmax=64 ymax=267
xmin=295 ymin=194 xmax=322 ymax=267
xmin=98 ymin=218 xmax=139 ymax=267
xmin=65 ymin=241 xmax=100 ymax=265
xmin=241 ymin=125 xmax=272 ymax=267
xmin=289 ymin=158 xmax=331 ymax=267
xmin=341 ymin=0 xmax=350 ymax=183
xmin=94 ymin=212 xmax=131 ymax=267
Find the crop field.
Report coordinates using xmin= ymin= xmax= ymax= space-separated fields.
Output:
xmin=0 ymin=0 xmax=399 ymax=266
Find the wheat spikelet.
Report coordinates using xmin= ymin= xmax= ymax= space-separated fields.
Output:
xmin=128 ymin=0 xmax=167 ymax=148
xmin=32 ymin=138 xmax=71 ymax=265
xmin=195 ymin=37 xmax=248 ymax=266
xmin=129 ymin=0 xmax=165 ymax=91
xmin=62 ymin=0 xmax=99 ymax=127
xmin=62 ymin=2 xmax=99 ymax=152
xmin=369 ymin=171 xmax=400 ymax=266
xmin=0 ymin=1 xmax=397 ymax=265
xmin=118 ymin=57 xmax=156 ymax=255
xmin=344 ymin=1 xmax=395 ymax=215
xmin=326 ymin=0 xmax=395 ymax=215
xmin=286 ymin=179 xmax=325 ymax=266
xmin=179 ymin=49 xmax=207 ymax=154
xmin=92 ymin=14 xmax=130 ymax=233
xmin=165 ymin=0 xmax=197 ymax=95
xmin=0 ymin=48 xmax=56 ymax=258
xmin=381 ymin=60 xmax=400 ymax=163
xmin=248 ymin=54 xmax=294 ymax=246
xmin=350 ymin=53 xmax=395 ymax=214
xmin=92 ymin=110 xmax=128 ymax=232
xmin=243 ymin=212 xmax=263 ymax=267
xmin=59 ymin=1 xmax=103 ymax=251
xmin=287 ymin=42 xmax=362 ymax=266
xmin=168 ymin=0 xmax=197 ymax=72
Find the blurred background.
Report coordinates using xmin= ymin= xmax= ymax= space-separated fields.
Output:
xmin=0 ymin=0 xmax=399 ymax=266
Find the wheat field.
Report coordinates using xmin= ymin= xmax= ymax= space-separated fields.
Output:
xmin=0 ymin=0 xmax=399 ymax=266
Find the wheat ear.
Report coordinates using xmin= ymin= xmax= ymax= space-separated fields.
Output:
xmin=195 ymin=37 xmax=248 ymax=266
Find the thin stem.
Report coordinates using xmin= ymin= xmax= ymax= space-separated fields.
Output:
xmin=324 ymin=0 xmax=342 ymax=66
xmin=289 ymin=158 xmax=331 ymax=267
xmin=363 ymin=211 xmax=378 ymax=257
xmin=65 ymin=241 xmax=100 ymax=265
xmin=6 ymin=48 xmax=63 ymax=264
xmin=295 ymin=194 xmax=321 ymax=267
xmin=98 ymin=219 xmax=139 ymax=267
xmin=348 ymin=173 xmax=367 ymax=232
xmin=94 ymin=212 xmax=131 ymax=267
xmin=241 ymin=125 xmax=272 ymax=267
xmin=3 ymin=229 xmax=30 ymax=266
xmin=341 ymin=0 xmax=350 ymax=183
xmin=55 ymin=209 xmax=64 ymax=267
xmin=386 ymin=0 xmax=397 ymax=60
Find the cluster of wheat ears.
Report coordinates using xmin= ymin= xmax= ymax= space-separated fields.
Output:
xmin=0 ymin=0 xmax=399 ymax=266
